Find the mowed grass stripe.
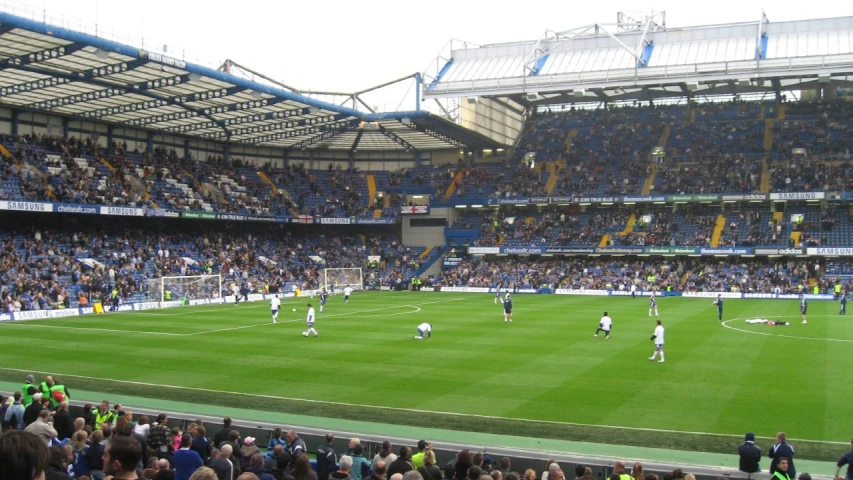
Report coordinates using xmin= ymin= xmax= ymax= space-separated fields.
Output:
xmin=0 ymin=293 xmax=850 ymax=459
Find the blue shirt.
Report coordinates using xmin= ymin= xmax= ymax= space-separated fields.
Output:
xmin=174 ymin=448 xmax=204 ymax=480
xmin=320 ymin=292 xmax=328 ymax=304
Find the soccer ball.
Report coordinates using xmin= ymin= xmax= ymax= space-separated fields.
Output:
xmin=302 ymin=332 xmax=308 ymax=337
xmin=414 ymin=336 xmax=422 ymax=340
xmin=292 ymin=308 xmax=296 ymax=312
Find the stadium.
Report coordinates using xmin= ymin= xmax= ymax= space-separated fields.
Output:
xmin=1 ymin=4 xmax=853 ymax=480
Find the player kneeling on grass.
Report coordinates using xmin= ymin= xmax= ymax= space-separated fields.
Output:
xmin=594 ymin=312 xmax=612 ymax=339
xmin=415 ymin=322 xmax=432 ymax=340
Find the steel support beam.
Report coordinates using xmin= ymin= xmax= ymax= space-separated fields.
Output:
xmin=288 ymin=121 xmax=360 ymax=149
xmin=24 ymin=86 xmax=127 ymax=110
xmin=163 ymin=107 xmax=310 ymax=134
xmin=0 ymin=43 xmax=87 ymax=69
xmin=378 ymin=125 xmax=419 ymax=152
xmin=0 ymin=76 xmax=70 ymax=96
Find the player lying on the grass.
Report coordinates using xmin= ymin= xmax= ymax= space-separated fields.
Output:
xmin=745 ymin=319 xmax=791 ymax=326
xmin=415 ymin=322 xmax=432 ymax=340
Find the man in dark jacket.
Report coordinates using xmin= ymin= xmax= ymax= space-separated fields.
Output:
xmin=23 ymin=394 xmax=45 ymax=426
xmin=53 ymin=402 xmax=75 ymax=441
xmin=316 ymin=433 xmax=337 ymax=480
xmin=769 ymin=432 xmax=796 ymax=479
xmin=45 ymin=446 xmax=73 ymax=480
xmin=738 ymin=432 xmax=761 ymax=474
xmin=388 ymin=447 xmax=414 ymax=479
xmin=214 ymin=417 xmax=235 ymax=447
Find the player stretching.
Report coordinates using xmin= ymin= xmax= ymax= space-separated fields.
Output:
xmin=649 ymin=320 xmax=665 ymax=363
xmin=414 ymin=322 xmax=432 ymax=340
xmin=841 ymin=292 xmax=847 ymax=315
xmin=503 ymin=293 xmax=513 ymax=323
xmin=594 ymin=311 xmax=612 ymax=339
xmin=648 ymin=293 xmax=659 ymax=316
xmin=494 ymin=288 xmax=502 ymax=305
xmin=319 ymin=288 xmax=328 ymax=313
xmin=343 ymin=286 xmax=353 ymax=304
xmin=714 ymin=294 xmax=723 ymax=322
xmin=800 ymin=294 xmax=808 ymax=324
xmin=302 ymin=303 xmax=318 ymax=337
xmin=270 ymin=296 xmax=281 ymax=324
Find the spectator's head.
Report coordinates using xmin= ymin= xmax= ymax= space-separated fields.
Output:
xmin=91 ymin=430 xmax=104 ymax=445
xmin=59 ymin=401 xmax=69 ymax=412
xmin=237 ymin=474 xmax=260 ymax=480
xmin=776 ymin=432 xmax=787 ymax=443
xmin=38 ymin=409 xmax=50 ymax=423
xmin=381 ymin=440 xmax=392 ymax=453
xmin=645 ymin=475 xmax=659 ymax=480
xmin=349 ymin=437 xmax=360 ymax=449
xmin=189 ymin=466 xmax=219 ymax=480
xmin=473 ymin=453 xmax=484 ymax=467
xmin=0 ymin=431 xmax=50 ymax=480
xmin=49 ymin=446 xmax=68 ymax=472
xmin=103 ymin=436 xmax=142 ymax=477
xmin=418 ymin=440 xmax=428 ymax=452
xmin=574 ymin=465 xmax=585 ymax=478
xmin=293 ymin=454 xmax=312 ymax=477
xmin=374 ymin=461 xmax=387 ymax=477
xmin=403 ymin=472 xmax=425 ymax=480
xmin=777 ymin=459 xmax=789 ymax=473
xmin=399 ymin=446 xmax=412 ymax=459
xmin=13 ymin=391 xmax=21 ymax=402
xmin=223 ymin=417 xmax=232 ymax=427
xmin=391 ymin=475 xmax=404 ymax=480
xmin=354 ymin=444 xmax=364 ymax=456
xmin=500 ymin=458 xmax=511 ymax=471
xmin=158 ymin=458 xmax=171 ymax=470
xmin=273 ymin=428 xmax=283 ymax=440
xmin=745 ymin=433 xmax=755 ymax=442
xmin=468 ymin=466 xmax=483 ymax=480
xmin=286 ymin=430 xmax=298 ymax=443
xmin=325 ymin=433 xmax=335 ymax=444
xmin=251 ymin=454 xmax=264 ymax=468
xmin=632 ymin=463 xmax=644 ymax=480
xmin=181 ymin=433 xmax=192 ymax=449
xmin=522 ymin=469 xmax=537 ymax=480
xmin=798 ymin=474 xmax=811 ymax=480
xmin=157 ymin=413 xmax=168 ymax=425
xmin=491 ymin=472 xmax=502 ymax=480
xmin=229 ymin=430 xmax=240 ymax=442
xmin=339 ymin=455 xmax=353 ymax=473
xmin=220 ymin=444 xmax=233 ymax=458
xmin=276 ymin=451 xmax=291 ymax=471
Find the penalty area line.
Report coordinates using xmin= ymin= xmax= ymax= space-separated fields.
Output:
xmin=721 ymin=316 xmax=853 ymax=343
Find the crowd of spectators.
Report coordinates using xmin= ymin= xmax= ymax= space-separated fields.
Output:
xmin=4 ymin=398 xmax=786 ymax=480
xmin=0 ymin=222 xmax=426 ymax=313
xmin=438 ymin=255 xmax=837 ymax=294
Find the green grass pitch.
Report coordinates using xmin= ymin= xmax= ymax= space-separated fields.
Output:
xmin=1 ymin=292 xmax=850 ymax=457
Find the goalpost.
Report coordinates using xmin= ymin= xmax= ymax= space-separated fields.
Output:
xmin=322 ymin=268 xmax=363 ymax=292
xmin=145 ymin=274 xmax=222 ymax=303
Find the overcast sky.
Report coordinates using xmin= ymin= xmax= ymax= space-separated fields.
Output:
xmin=3 ymin=0 xmax=851 ymax=111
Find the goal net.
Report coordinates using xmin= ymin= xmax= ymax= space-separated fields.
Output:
xmin=322 ymin=268 xmax=363 ymax=292
xmin=145 ymin=275 xmax=222 ymax=303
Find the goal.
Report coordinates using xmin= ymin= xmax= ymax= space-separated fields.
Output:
xmin=322 ymin=268 xmax=363 ymax=292
xmin=145 ymin=274 xmax=222 ymax=303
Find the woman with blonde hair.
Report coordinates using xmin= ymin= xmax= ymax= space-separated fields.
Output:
xmin=523 ymin=469 xmax=538 ymax=480
xmin=189 ymin=466 xmax=219 ymax=480
xmin=632 ymin=462 xmax=644 ymax=480
xmin=417 ymin=446 xmax=442 ymax=480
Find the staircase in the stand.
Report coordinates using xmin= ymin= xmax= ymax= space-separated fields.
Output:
xmin=599 ymin=234 xmax=610 ymax=248
xmin=790 ymin=231 xmax=802 ymax=247
xmin=419 ymin=246 xmax=433 ymax=259
xmin=711 ymin=215 xmax=727 ymax=247
xmin=257 ymin=171 xmax=278 ymax=195
xmin=760 ymin=158 xmax=771 ymax=193
xmin=544 ymin=163 xmax=560 ymax=194
xmin=100 ymin=158 xmax=116 ymax=173
xmin=443 ymin=170 xmax=464 ymax=200
xmin=763 ymin=119 xmax=775 ymax=152
xmin=641 ymin=164 xmax=657 ymax=195
xmin=621 ymin=214 xmax=637 ymax=235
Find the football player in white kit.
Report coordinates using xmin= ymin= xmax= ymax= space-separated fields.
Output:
xmin=343 ymin=286 xmax=353 ymax=304
xmin=270 ymin=296 xmax=281 ymax=323
xmin=302 ymin=303 xmax=318 ymax=337
xmin=594 ymin=311 xmax=612 ymax=339
xmin=414 ymin=322 xmax=432 ymax=340
xmin=649 ymin=320 xmax=665 ymax=363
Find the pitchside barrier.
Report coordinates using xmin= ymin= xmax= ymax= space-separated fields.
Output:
xmin=0 ymin=291 xmax=320 ymax=323
xmin=0 ymin=398 xmax=777 ymax=480
xmin=0 ymin=288 xmax=835 ymax=324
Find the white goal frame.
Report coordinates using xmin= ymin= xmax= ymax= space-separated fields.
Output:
xmin=322 ymin=268 xmax=363 ymax=292
xmin=147 ymin=274 xmax=222 ymax=302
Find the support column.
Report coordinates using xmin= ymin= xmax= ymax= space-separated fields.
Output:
xmin=62 ymin=117 xmax=70 ymax=140
xmin=107 ymin=124 xmax=114 ymax=154
xmin=184 ymin=138 xmax=191 ymax=161
xmin=11 ymin=109 xmax=18 ymax=137
xmin=146 ymin=131 xmax=154 ymax=154
xmin=224 ymin=144 xmax=231 ymax=165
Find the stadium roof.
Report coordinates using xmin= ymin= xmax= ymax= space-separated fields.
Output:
xmin=0 ymin=11 xmax=504 ymax=151
xmin=423 ymin=13 xmax=853 ymax=106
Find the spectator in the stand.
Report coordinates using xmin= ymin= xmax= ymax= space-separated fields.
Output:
xmin=190 ymin=425 xmax=210 ymax=465
xmin=292 ymin=454 xmax=318 ymax=480
xmin=316 ymin=434 xmax=337 ymax=480
xmin=102 ymin=436 xmax=143 ymax=480
xmin=213 ymin=418 xmax=234 ymax=448
xmin=175 ymin=434 xmax=204 ymax=480
xmin=0 ymin=430 xmax=50 ymax=480
xmin=330 ymin=456 xmax=355 ymax=480
xmin=189 ymin=467 xmax=219 ymax=480
xmin=23 ymin=393 xmax=45 ymax=427
xmin=147 ymin=414 xmax=174 ymax=463
xmin=210 ymin=446 xmax=235 ymax=480
xmin=388 ymin=447 xmax=414 ymax=478
xmin=53 ymin=402 xmax=75 ymax=441
xmin=373 ymin=441 xmax=397 ymax=468
xmin=245 ymin=454 xmax=274 ymax=480
xmin=45 ymin=445 xmax=72 ymax=480
xmin=769 ymin=433 xmax=796 ymax=479
xmin=417 ymin=448 xmax=442 ymax=480
xmin=25 ymin=409 xmax=58 ymax=444
xmin=369 ymin=462 xmax=388 ymax=480
xmin=836 ymin=439 xmax=853 ymax=480
xmin=738 ymin=433 xmax=761 ymax=475
xmin=285 ymin=431 xmax=306 ymax=458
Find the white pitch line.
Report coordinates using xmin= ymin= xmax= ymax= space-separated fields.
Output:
xmin=721 ymin=315 xmax=853 ymax=343
xmin=0 ymin=366 xmax=843 ymax=445
xmin=0 ymin=323 xmax=185 ymax=336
